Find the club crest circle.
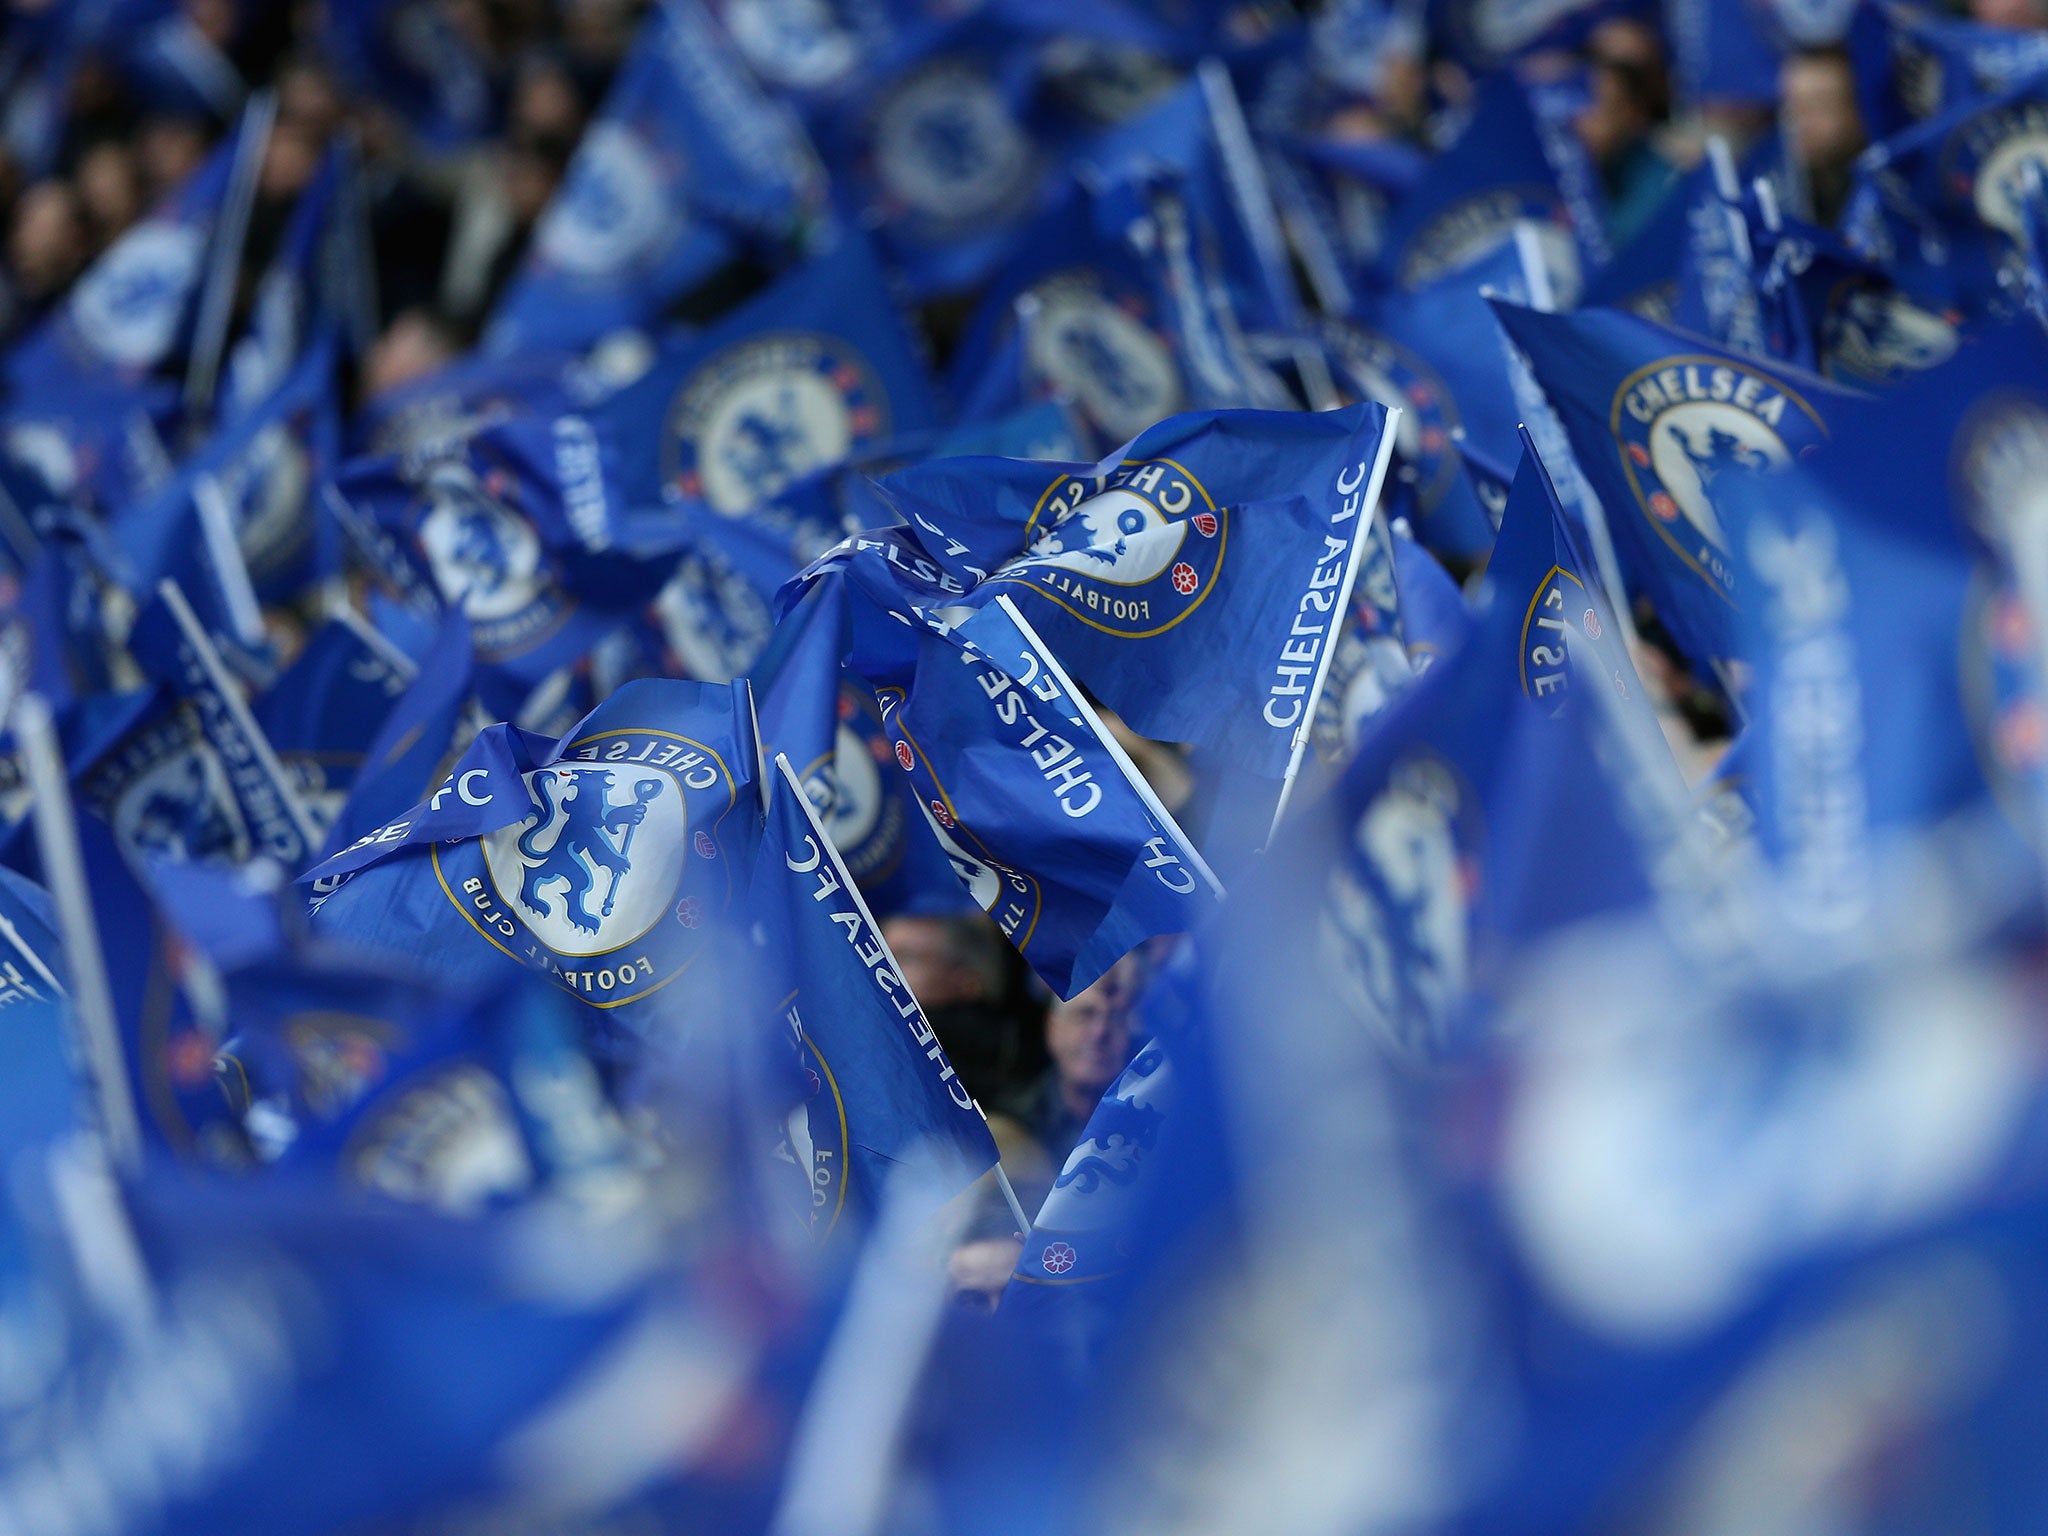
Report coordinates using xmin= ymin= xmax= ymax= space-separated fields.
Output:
xmin=664 ymin=332 xmax=888 ymax=515
xmin=1611 ymin=355 xmax=1829 ymax=599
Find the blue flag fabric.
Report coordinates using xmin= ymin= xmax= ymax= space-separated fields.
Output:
xmin=593 ymin=233 xmax=941 ymax=516
xmin=1472 ymin=430 xmax=1647 ymax=716
xmin=1724 ymin=318 xmax=2048 ymax=859
xmin=254 ymin=613 xmax=418 ymax=843
xmin=85 ymin=583 xmax=322 ymax=871
xmin=329 ymin=411 xmax=682 ymax=713
xmin=1491 ymin=298 xmax=1862 ymax=669
xmin=2 ymin=125 xmax=238 ymax=397
xmin=1379 ymin=68 xmax=1585 ymax=300
xmin=304 ymin=679 xmax=763 ymax=1039
xmin=847 ymin=586 xmax=1220 ymax=998
xmin=873 ymin=402 xmax=1398 ymax=777
xmin=1390 ymin=519 xmax=1473 ymax=670
xmin=755 ymin=755 xmax=998 ymax=1235
xmin=484 ymin=0 xmax=822 ymax=356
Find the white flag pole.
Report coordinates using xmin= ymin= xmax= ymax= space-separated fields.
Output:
xmin=14 ymin=693 xmax=142 ymax=1172
xmin=185 ymin=90 xmax=277 ymax=423
xmin=1264 ymin=408 xmax=1401 ymax=849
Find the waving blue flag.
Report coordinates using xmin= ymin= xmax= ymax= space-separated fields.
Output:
xmin=75 ymin=582 xmax=322 ymax=871
xmin=846 ymin=588 xmax=1220 ymax=998
xmin=329 ymin=411 xmax=682 ymax=713
xmin=755 ymin=755 xmax=998 ymax=1235
xmin=304 ymin=679 xmax=763 ymax=1043
xmin=1724 ymin=318 xmax=2048 ymax=862
xmin=1379 ymin=68 xmax=1586 ymax=300
xmin=3 ymin=124 xmax=238 ymax=397
xmin=1491 ymin=298 xmax=1862 ymax=669
xmin=484 ymin=0 xmax=822 ymax=355
xmin=594 ymin=233 xmax=940 ymax=516
xmin=254 ymin=612 xmax=418 ymax=843
xmin=875 ymin=403 xmax=1399 ymax=778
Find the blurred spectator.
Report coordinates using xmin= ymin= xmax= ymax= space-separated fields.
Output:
xmin=74 ymin=140 xmax=143 ymax=252
xmin=361 ymin=305 xmax=463 ymax=400
xmin=438 ymin=130 xmax=565 ymax=326
xmin=1577 ymin=17 xmax=1678 ymax=248
xmin=1781 ymin=46 xmax=1866 ymax=228
xmin=510 ymin=49 xmax=589 ymax=150
xmin=1972 ymin=0 xmax=2048 ymax=27
xmin=276 ymin=54 xmax=345 ymax=145
xmin=137 ymin=113 xmax=214 ymax=199
xmin=8 ymin=180 xmax=88 ymax=317
xmin=882 ymin=912 xmax=1041 ymax=1107
xmin=999 ymin=953 xmax=1143 ymax=1170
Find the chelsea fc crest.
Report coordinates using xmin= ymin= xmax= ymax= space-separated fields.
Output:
xmin=411 ymin=456 xmax=572 ymax=663
xmin=871 ymin=60 xmax=1036 ymax=239
xmin=984 ymin=458 xmax=1226 ymax=638
xmin=1021 ymin=270 xmax=1182 ymax=445
xmin=70 ymin=222 xmax=205 ymax=370
xmin=1940 ymin=98 xmax=2048 ymax=241
xmin=663 ymin=332 xmax=888 ymax=515
xmin=534 ymin=122 xmax=682 ymax=280
xmin=1611 ymin=355 xmax=1829 ymax=602
xmin=433 ymin=728 xmax=743 ymax=1005
xmin=1322 ymin=320 xmax=1462 ymax=520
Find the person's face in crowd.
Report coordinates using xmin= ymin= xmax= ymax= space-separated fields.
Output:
xmin=1782 ymin=54 xmax=1866 ymax=174
xmin=1575 ymin=19 xmax=1663 ymax=168
xmin=880 ymin=916 xmax=988 ymax=1008
xmin=9 ymin=181 xmax=87 ymax=301
xmin=138 ymin=118 xmax=210 ymax=198
xmin=260 ymin=122 xmax=322 ymax=201
xmin=512 ymin=61 xmax=585 ymax=146
xmin=278 ymin=62 xmax=344 ymax=144
xmin=182 ymin=0 xmax=236 ymax=49
xmin=1973 ymin=0 xmax=2048 ymax=29
xmin=504 ymin=142 xmax=562 ymax=227
xmin=75 ymin=141 xmax=142 ymax=247
xmin=362 ymin=309 xmax=459 ymax=400
xmin=1046 ymin=956 xmax=1140 ymax=1108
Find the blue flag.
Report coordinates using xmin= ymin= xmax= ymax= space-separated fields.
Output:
xmin=484 ymin=0 xmax=822 ymax=356
xmin=755 ymin=754 xmax=999 ymax=1235
xmin=1491 ymin=298 xmax=1862 ymax=669
xmin=80 ymin=582 xmax=322 ymax=870
xmin=304 ymin=679 xmax=764 ymax=1041
xmin=254 ymin=612 xmax=419 ymax=844
xmin=593 ymin=233 xmax=941 ymax=516
xmin=329 ymin=411 xmax=682 ymax=713
xmin=875 ymin=402 xmax=1399 ymax=778
xmin=3 ymin=123 xmax=239 ymax=397
xmin=847 ymin=583 xmax=1221 ymax=998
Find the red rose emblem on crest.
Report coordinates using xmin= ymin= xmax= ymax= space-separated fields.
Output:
xmin=895 ymin=741 xmax=915 ymax=771
xmin=1041 ymin=1242 xmax=1077 ymax=1275
xmin=1192 ymin=511 xmax=1218 ymax=537
xmin=930 ymin=800 xmax=955 ymax=829
xmin=1627 ymin=442 xmax=1652 ymax=468
xmin=1649 ymin=491 xmax=1680 ymax=523
xmin=674 ymin=897 xmax=703 ymax=929
xmin=694 ymin=830 xmax=717 ymax=859
xmin=1171 ymin=562 xmax=1199 ymax=595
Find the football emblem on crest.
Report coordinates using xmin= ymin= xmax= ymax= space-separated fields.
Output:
xmin=872 ymin=61 xmax=1035 ymax=232
xmin=991 ymin=459 xmax=1225 ymax=637
xmin=482 ymin=766 xmax=675 ymax=955
xmin=664 ymin=333 xmax=887 ymax=516
xmin=1022 ymin=274 xmax=1182 ymax=443
xmin=1612 ymin=356 xmax=1828 ymax=598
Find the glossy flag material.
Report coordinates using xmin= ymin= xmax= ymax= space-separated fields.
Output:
xmin=754 ymin=754 xmax=998 ymax=1236
xmin=1491 ymin=298 xmax=1861 ymax=670
xmin=303 ymin=679 xmax=764 ymax=1048
xmin=594 ymin=233 xmax=941 ymax=516
xmin=875 ymin=402 xmax=1398 ymax=777
xmin=484 ymin=0 xmax=821 ymax=356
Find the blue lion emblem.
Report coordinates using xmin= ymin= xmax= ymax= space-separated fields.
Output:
xmin=1053 ymin=1091 xmax=1163 ymax=1195
xmin=448 ymin=500 xmax=514 ymax=596
xmin=723 ymin=387 xmax=816 ymax=498
xmin=1026 ymin=497 xmax=1157 ymax=570
xmin=516 ymin=769 xmax=663 ymax=934
xmin=129 ymin=757 xmax=240 ymax=862
xmin=1675 ymin=423 xmax=1771 ymax=494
